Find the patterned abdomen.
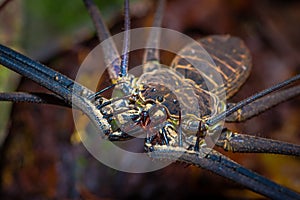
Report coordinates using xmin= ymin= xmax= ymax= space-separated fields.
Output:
xmin=171 ymin=35 xmax=252 ymax=99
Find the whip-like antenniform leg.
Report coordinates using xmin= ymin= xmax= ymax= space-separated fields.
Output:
xmin=206 ymin=74 xmax=300 ymax=127
xmin=83 ymin=0 xmax=121 ymax=81
xmin=0 ymin=92 xmax=70 ymax=107
xmin=226 ymin=85 xmax=300 ymax=122
xmin=120 ymin=0 xmax=130 ymax=78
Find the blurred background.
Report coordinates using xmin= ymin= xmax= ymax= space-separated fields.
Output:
xmin=0 ymin=0 xmax=299 ymax=199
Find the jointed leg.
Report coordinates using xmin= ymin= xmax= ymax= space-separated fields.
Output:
xmin=83 ymin=0 xmax=121 ymax=80
xmin=207 ymin=74 xmax=300 ymax=126
xmin=216 ymin=128 xmax=300 ymax=156
xmin=226 ymin=85 xmax=300 ymax=122
xmin=149 ymin=146 xmax=300 ymax=200
xmin=0 ymin=44 xmax=83 ymax=102
xmin=143 ymin=0 xmax=165 ymax=73
xmin=0 ymin=92 xmax=71 ymax=107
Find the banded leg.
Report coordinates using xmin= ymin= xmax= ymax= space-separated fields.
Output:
xmin=143 ymin=0 xmax=165 ymax=73
xmin=226 ymin=85 xmax=300 ymax=122
xmin=216 ymin=128 xmax=300 ymax=156
xmin=149 ymin=146 xmax=300 ymax=200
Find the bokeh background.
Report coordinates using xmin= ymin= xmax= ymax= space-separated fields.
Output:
xmin=0 ymin=0 xmax=299 ymax=199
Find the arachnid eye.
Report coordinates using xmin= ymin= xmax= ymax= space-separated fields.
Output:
xmin=157 ymin=95 xmax=164 ymax=102
xmin=142 ymin=110 xmax=149 ymax=118
xmin=151 ymin=87 xmax=157 ymax=92
xmin=173 ymin=99 xmax=178 ymax=104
